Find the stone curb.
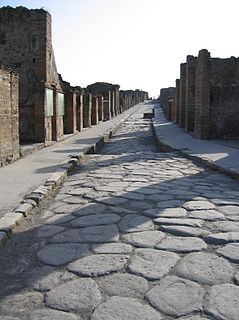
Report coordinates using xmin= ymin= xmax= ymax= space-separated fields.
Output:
xmin=151 ymin=119 xmax=239 ymax=180
xmin=0 ymin=105 xmax=142 ymax=248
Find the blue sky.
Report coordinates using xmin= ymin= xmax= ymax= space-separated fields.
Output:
xmin=1 ymin=0 xmax=239 ymax=97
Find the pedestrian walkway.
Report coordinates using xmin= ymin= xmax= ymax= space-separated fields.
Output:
xmin=152 ymin=104 xmax=239 ymax=178
xmin=0 ymin=102 xmax=239 ymax=319
xmin=0 ymin=104 xmax=144 ymax=218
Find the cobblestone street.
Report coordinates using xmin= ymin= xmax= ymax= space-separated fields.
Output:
xmin=1 ymin=105 xmax=239 ymax=320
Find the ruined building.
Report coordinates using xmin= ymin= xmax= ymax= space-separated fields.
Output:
xmin=161 ymin=49 xmax=239 ymax=139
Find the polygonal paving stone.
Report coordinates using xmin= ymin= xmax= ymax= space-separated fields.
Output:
xmin=217 ymin=243 xmax=239 ymax=263
xmin=128 ymin=248 xmax=179 ymax=280
xmin=122 ymin=230 xmax=165 ymax=248
xmin=234 ymin=272 xmax=239 ymax=284
xmin=205 ymin=231 xmax=239 ymax=244
xmin=119 ymin=192 xmax=146 ymax=201
xmin=46 ymin=214 xmax=75 ymax=225
xmin=91 ymin=242 xmax=132 ymax=253
xmin=71 ymin=213 xmax=121 ymax=227
xmin=50 ymin=224 xmax=119 ymax=243
xmin=183 ymin=201 xmax=215 ymax=211
xmin=72 ymin=203 xmax=106 ymax=216
xmin=218 ymin=205 xmax=239 ymax=216
xmin=0 ymin=317 xmax=20 ymax=320
xmin=175 ymin=252 xmax=234 ymax=285
xmin=146 ymin=207 xmax=188 ymax=218
xmin=118 ymin=214 xmax=154 ymax=233
xmin=160 ymin=225 xmax=209 ymax=237
xmin=91 ymin=296 xmax=162 ymax=320
xmin=154 ymin=218 xmax=203 ymax=227
xmin=31 ymin=309 xmax=82 ymax=320
xmin=66 ymin=187 xmax=92 ymax=196
xmin=27 ymin=266 xmax=76 ymax=291
xmin=97 ymin=197 xmax=128 ymax=206
xmin=97 ymin=273 xmax=148 ymax=298
xmin=53 ymin=204 xmax=82 ymax=214
xmin=205 ymin=284 xmax=239 ymax=320
xmin=211 ymin=198 xmax=239 ymax=206
xmin=188 ymin=209 xmax=225 ymax=221
xmin=177 ymin=316 xmax=210 ymax=320
xmin=156 ymin=236 xmax=207 ymax=253
xmin=146 ymin=276 xmax=204 ymax=317
xmin=127 ymin=201 xmax=153 ymax=210
xmin=37 ymin=243 xmax=89 ymax=266
xmin=37 ymin=225 xmax=65 ymax=238
xmin=46 ymin=279 xmax=101 ymax=313
xmin=209 ymin=221 xmax=239 ymax=232
xmin=157 ymin=200 xmax=182 ymax=208
xmin=67 ymin=254 xmax=129 ymax=276
xmin=0 ymin=291 xmax=43 ymax=314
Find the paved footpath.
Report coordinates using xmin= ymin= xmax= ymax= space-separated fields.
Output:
xmin=0 ymin=104 xmax=239 ymax=319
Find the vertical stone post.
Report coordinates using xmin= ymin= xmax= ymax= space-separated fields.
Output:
xmin=174 ymin=79 xmax=180 ymax=124
xmin=91 ymin=96 xmax=99 ymax=125
xmin=179 ymin=63 xmax=186 ymax=127
xmin=194 ymin=49 xmax=211 ymax=138
xmin=98 ymin=96 xmax=103 ymax=121
xmin=103 ymin=91 xmax=111 ymax=121
xmin=185 ymin=55 xmax=197 ymax=132
xmin=110 ymin=90 xmax=115 ymax=118
xmin=52 ymin=89 xmax=64 ymax=141
xmin=83 ymin=92 xmax=92 ymax=128
xmin=64 ymin=90 xmax=77 ymax=134
xmin=77 ymin=93 xmax=83 ymax=132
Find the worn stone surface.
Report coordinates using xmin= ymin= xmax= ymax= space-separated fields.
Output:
xmin=45 ymin=279 xmax=101 ymax=313
xmin=146 ymin=276 xmax=205 ymax=316
xmin=128 ymin=248 xmax=179 ymax=280
xmin=156 ymin=236 xmax=207 ymax=252
xmin=183 ymin=201 xmax=215 ymax=210
xmin=154 ymin=217 xmax=203 ymax=227
xmin=71 ymin=213 xmax=121 ymax=227
xmin=31 ymin=309 xmax=82 ymax=320
xmin=205 ymin=231 xmax=239 ymax=244
xmin=218 ymin=205 xmax=239 ymax=216
xmin=122 ymin=230 xmax=165 ymax=248
xmin=91 ymin=296 xmax=162 ymax=320
xmin=91 ymin=243 xmax=133 ymax=253
xmin=67 ymin=254 xmax=129 ymax=276
xmin=205 ymin=284 xmax=239 ymax=320
xmin=97 ymin=273 xmax=148 ymax=298
xmin=188 ymin=209 xmax=225 ymax=220
xmin=217 ymin=243 xmax=239 ymax=263
xmin=175 ymin=252 xmax=234 ymax=285
xmin=160 ymin=225 xmax=209 ymax=237
xmin=118 ymin=214 xmax=154 ymax=233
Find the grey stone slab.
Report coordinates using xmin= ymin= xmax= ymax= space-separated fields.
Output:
xmin=0 ymin=212 xmax=24 ymax=234
xmin=234 ymin=272 xmax=239 ymax=285
xmin=118 ymin=214 xmax=154 ymax=233
xmin=157 ymin=200 xmax=182 ymax=208
xmin=96 ymin=196 xmax=128 ymax=206
xmin=218 ymin=205 xmax=239 ymax=216
xmin=37 ymin=243 xmax=89 ymax=266
xmin=160 ymin=225 xmax=209 ymax=237
xmin=183 ymin=201 xmax=215 ymax=211
xmin=146 ymin=276 xmax=204 ymax=317
xmin=31 ymin=309 xmax=82 ymax=320
xmin=0 ymin=291 xmax=43 ymax=314
xmin=71 ymin=213 xmax=121 ymax=227
xmin=46 ymin=214 xmax=75 ymax=225
xmin=122 ymin=230 xmax=165 ymax=248
xmin=217 ymin=243 xmax=239 ymax=263
xmin=0 ymin=317 xmax=20 ymax=320
xmin=50 ymin=224 xmax=119 ymax=243
xmin=66 ymin=187 xmax=93 ymax=196
xmin=177 ymin=317 xmax=209 ymax=320
xmin=67 ymin=254 xmax=129 ymax=276
xmin=205 ymin=231 xmax=239 ymax=244
xmin=27 ymin=266 xmax=77 ymax=291
xmin=91 ymin=243 xmax=133 ymax=254
xmin=175 ymin=252 xmax=234 ymax=285
xmin=97 ymin=273 xmax=148 ymax=298
xmin=205 ymin=284 xmax=239 ymax=320
xmin=156 ymin=236 xmax=207 ymax=253
xmin=144 ymin=207 xmax=187 ymax=218
xmin=127 ymin=200 xmax=153 ymax=210
xmin=72 ymin=203 xmax=106 ymax=216
xmin=46 ymin=279 xmax=101 ymax=313
xmin=154 ymin=217 xmax=203 ymax=227
xmin=128 ymin=248 xmax=179 ymax=280
xmin=53 ymin=204 xmax=83 ymax=214
xmin=91 ymin=296 xmax=162 ymax=320
xmin=37 ymin=225 xmax=65 ymax=238
xmin=119 ymin=192 xmax=146 ymax=201
xmin=188 ymin=210 xmax=225 ymax=221
xmin=209 ymin=221 xmax=239 ymax=232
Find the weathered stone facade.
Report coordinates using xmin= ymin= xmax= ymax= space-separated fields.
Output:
xmin=161 ymin=49 xmax=239 ymax=139
xmin=159 ymin=87 xmax=176 ymax=121
xmin=0 ymin=66 xmax=19 ymax=166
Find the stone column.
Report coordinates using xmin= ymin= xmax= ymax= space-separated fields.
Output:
xmin=179 ymin=63 xmax=186 ymax=128
xmin=91 ymin=96 xmax=99 ymax=125
xmin=83 ymin=92 xmax=92 ymax=128
xmin=185 ymin=55 xmax=197 ymax=132
xmin=64 ymin=90 xmax=77 ymax=134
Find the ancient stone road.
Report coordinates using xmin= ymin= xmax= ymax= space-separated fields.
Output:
xmin=1 ymin=105 xmax=239 ymax=319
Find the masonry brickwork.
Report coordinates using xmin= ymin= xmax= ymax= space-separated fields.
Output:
xmin=0 ymin=66 xmax=19 ymax=166
xmin=161 ymin=49 xmax=239 ymax=139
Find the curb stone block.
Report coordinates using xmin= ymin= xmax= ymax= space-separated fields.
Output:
xmin=15 ymin=202 xmax=34 ymax=216
xmin=0 ymin=231 xmax=8 ymax=246
xmin=0 ymin=211 xmax=24 ymax=234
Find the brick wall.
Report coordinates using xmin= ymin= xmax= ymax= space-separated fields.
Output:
xmin=0 ymin=66 xmax=19 ymax=166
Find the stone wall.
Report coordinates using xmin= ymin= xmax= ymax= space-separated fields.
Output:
xmin=0 ymin=66 xmax=19 ymax=166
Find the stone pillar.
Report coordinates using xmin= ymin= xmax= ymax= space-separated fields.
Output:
xmin=115 ymin=89 xmax=120 ymax=115
xmin=194 ymin=49 xmax=211 ymax=138
xmin=64 ymin=90 xmax=77 ymax=134
xmin=76 ymin=94 xmax=83 ymax=132
xmin=179 ymin=63 xmax=186 ymax=127
xmin=110 ymin=90 xmax=115 ymax=118
xmin=91 ymin=96 xmax=99 ymax=125
xmin=185 ymin=55 xmax=197 ymax=132
xmin=97 ymin=96 xmax=103 ymax=121
xmin=175 ymin=79 xmax=180 ymax=124
xmin=52 ymin=90 xmax=64 ymax=141
xmin=83 ymin=92 xmax=92 ymax=128
xmin=103 ymin=91 xmax=111 ymax=121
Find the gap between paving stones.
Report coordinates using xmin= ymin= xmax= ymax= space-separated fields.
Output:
xmin=0 ymin=105 xmax=144 ymax=248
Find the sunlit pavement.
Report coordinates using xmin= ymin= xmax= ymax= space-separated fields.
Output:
xmin=0 ymin=103 xmax=239 ymax=319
